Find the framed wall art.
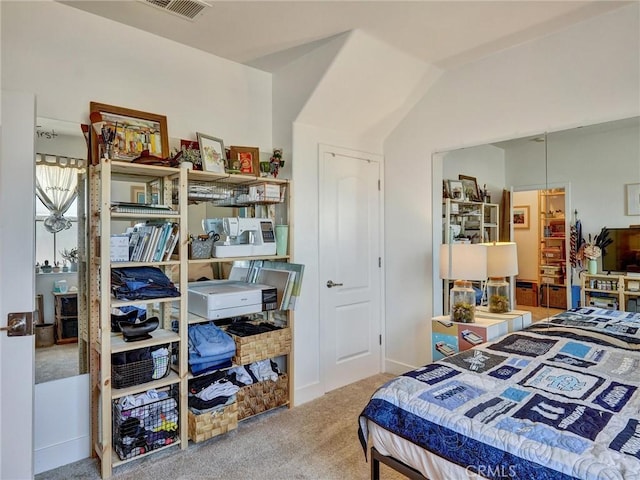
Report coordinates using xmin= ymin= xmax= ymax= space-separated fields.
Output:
xmin=89 ymin=102 xmax=169 ymax=165
xmin=626 ymin=183 xmax=640 ymax=215
xmin=196 ymin=133 xmax=226 ymax=174
xmin=458 ymin=175 xmax=481 ymax=202
xmin=513 ymin=205 xmax=530 ymax=229
xmin=229 ymin=146 xmax=260 ymax=175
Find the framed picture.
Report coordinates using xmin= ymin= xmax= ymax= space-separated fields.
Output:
xmin=196 ymin=133 xmax=226 ymax=174
xmin=229 ymin=146 xmax=260 ymax=175
xmin=448 ymin=180 xmax=464 ymax=200
xmin=443 ymin=180 xmax=451 ymax=199
xmin=513 ymin=205 xmax=530 ymax=229
xmin=89 ymin=102 xmax=169 ymax=165
xmin=458 ymin=175 xmax=481 ymax=202
xmin=131 ymin=186 xmax=145 ymax=204
xmin=626 ymin=183 xmax=640 ymax=215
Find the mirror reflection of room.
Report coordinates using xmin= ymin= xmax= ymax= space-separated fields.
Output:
xmin=34 ymin=118 xmax=88 ymax=384
xmin=438 ymin=116 xmax=640 ymax=324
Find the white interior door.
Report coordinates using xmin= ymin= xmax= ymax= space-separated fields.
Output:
xmin=319 ymin=145 xmax=383 ymax=392
xmin=1 ymin=91 xmax=36 ymax=479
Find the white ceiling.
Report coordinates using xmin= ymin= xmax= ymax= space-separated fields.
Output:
xmin=61 ymin=0 xmax=632 ymax=73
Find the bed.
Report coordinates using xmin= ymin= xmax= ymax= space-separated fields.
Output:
xmin=359 ymin=307 xmax=640 ymax=480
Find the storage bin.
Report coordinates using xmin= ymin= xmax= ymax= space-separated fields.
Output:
xmin=189 ymin=234 xmax=215 ymax=259
xmin=62 ymin=318 xmax=78 ymax=338
xmin=237 ymin=373 xmax=289 ymax=420
xmin=35 ymin=324 xmax=55 ymax=348
xmin=228 ymin=326 xmax=291 ymax=365
xmin=541 ymin=284 xmax=567 ymax=309
xmin=112 ymin=387 xmax=179 ymax=460
xmin=111 ymin=344 xmax=171 ymax=389
xmin=188 ymin=402 xmax=238 ymax=443
xmin=515 ymin=281 xmax=538 ymax=307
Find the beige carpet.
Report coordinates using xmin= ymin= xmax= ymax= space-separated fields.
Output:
xmin=35 ymin=343 xmax=79 ymax=384
xmin=37 ymin=373 xmax=408 ymax=480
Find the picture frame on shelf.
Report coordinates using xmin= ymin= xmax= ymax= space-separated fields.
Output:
xmin=131 ymin=186 xmax=145 ymax=204
xmin=513 ymin=205 xmax=530 ymax=229
xmin=448 ymin=180 xmax=464 ymax=200
xmin=196 ymin=133 xmax=226 ymax=174
xmin=458 ymin=175 xmax=481 ymax=202
xmin=229 ymin=146 xmax=260 ymax=175
xmin=443 ymin=180 xmax=451 ymax=199
xmin=89 ymin=102 xmax=169 ymax=165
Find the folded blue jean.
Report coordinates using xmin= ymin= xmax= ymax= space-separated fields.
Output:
xmin=188 ymin=323 xmax=235 ymax=359
xmin=111 ymin=266 xmax=180 ymax=300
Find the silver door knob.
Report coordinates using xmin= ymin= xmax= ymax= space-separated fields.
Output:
xmin=326 ymin=280 xmax=344 ymax=288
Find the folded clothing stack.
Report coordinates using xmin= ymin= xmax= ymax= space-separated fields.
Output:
xmin=188 ymin=370 xmax=239 ymax=414
xmin=227 ymin=359 xmax=281 ymax=386
xmin=225 ymin=321 xmax=282 ymax=337
xmin=111 ymin=266 xmax=180 ymax=301
xmin=188 ymin=322 xmax=236 ymax=375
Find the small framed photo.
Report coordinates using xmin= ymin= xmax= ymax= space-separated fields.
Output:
xmin=131 ymin=186 xmax=146 ymax=204
xmin=448 ymin=180 xmax=464 ymax=200
xmin=513 ymin=205 xmax=530 ymax=229
xmin=229 ymin=146 xmax=260 ymax=175
xmin=443 ymin=180 xmax=451 ymax=199
xmin=196 ymin=133 xmax=226 ymax=174
xmin=458 ymin=175 xmax=481 ymax=202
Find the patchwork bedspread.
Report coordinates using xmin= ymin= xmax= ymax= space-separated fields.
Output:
xmin=359 ymin=308 xmax=640 ymax=480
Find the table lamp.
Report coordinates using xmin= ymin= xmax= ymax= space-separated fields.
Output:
xmin=483 ymin=242 xmax=519 ymax=313
xmin=440 ymin=243 xmax=487 ymax=323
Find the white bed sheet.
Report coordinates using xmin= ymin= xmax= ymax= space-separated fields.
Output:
xmin=368 ymin=421 xmax=486 ymax=480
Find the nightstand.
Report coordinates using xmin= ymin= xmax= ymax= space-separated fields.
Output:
xmin=432 ymin=308 xmax=532 ymax=360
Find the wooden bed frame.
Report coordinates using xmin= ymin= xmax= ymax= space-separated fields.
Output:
xmin=370 ymin=447 xmax=429 ymax=480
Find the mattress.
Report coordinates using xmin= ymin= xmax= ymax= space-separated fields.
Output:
xmin=359 ymin=307 xmax=640 ymax=480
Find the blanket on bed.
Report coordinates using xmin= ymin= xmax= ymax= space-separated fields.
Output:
xmin=359 ymin=308 xmax=640 ymax=480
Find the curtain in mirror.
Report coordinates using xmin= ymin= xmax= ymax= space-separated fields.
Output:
xmin=35 ymin=154 xmax=85 ymax=233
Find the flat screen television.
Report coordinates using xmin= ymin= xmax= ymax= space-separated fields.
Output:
xmin=601 ymin=227 xmax=640 ymax=273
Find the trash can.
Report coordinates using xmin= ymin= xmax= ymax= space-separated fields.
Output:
xmin=35 ymin=324 xmax=55 ymax=348
xmin=571 ymin=285 xmax=581 ymax=309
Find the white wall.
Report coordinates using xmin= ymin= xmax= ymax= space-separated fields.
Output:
xmin=513 ymin=190 xmax=540 ymax=282
xmin=384 ymin=3 xmax=640 ymax=372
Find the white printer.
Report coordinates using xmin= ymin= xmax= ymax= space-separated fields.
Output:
xmin=187 ymin=280 xmax=277 ymax=320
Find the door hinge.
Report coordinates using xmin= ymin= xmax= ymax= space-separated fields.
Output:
xmin=378 ymin=179 xmax=381 ymax=191
xmin=378 ymin=257 xmax=382 ymax=268
xmin=379 ymin=334 xmax=382 ymax=346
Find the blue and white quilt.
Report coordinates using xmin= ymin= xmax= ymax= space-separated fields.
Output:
xmin=359 ymin=308 xmax=640 ymax=480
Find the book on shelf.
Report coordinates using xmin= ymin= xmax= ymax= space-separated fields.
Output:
xmin=123 ymin=221 xmax=179 ymax=262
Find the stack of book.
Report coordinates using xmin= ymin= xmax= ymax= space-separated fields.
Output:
xmin=117 ymin=221 xmax=180 ymax=262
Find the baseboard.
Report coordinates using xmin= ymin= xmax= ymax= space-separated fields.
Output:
xmin=293 ymin=380 xmax=324 ymax=406
xmin=385 ymin=358 xmax=417 ymax=376
xmin=35 ymin=435 xmax=91 ymax=475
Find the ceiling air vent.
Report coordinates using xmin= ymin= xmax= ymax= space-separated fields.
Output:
xmin=140 ymin=0 xmax=211 ymax=21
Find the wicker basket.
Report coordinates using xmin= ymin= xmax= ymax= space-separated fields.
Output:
xmin=237 ymin=373 xmax=289 ymax=420
xmin=229 ymin=326 xmax=291 ymax=365
xmin=188 ymin=402 xmax=238 ymax=443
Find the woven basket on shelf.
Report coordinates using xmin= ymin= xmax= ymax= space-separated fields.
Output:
xmin=188 ymin=402 xmax=238 ymax=443
xmin=230 ymin=326 xmax=291 ymax=365
xmin=237 ymin=373 xmax=289 ymax=420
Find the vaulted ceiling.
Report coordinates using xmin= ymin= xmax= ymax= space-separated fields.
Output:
xmin=62 ymin=1 xmax=631 ymax=72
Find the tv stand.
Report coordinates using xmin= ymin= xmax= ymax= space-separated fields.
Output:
xmin=581 ymin=273 xmax=640 ymax=312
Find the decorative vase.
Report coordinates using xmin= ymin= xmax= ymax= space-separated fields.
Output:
xmin=487 ymin=277 xmax=510 ymax=313
xmin=588 ymin=259 xmax=597 ymax=274
xmin=69 ymin=261 xmax=78 ymax=272
xmin=450 ymin=280 xmax=476 ymax=323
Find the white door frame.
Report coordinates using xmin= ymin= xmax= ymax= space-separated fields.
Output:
xmin=1 ymin=90 xmax=37 ymax=480
xmin=318 ymin=143 xmax=385 ymax=390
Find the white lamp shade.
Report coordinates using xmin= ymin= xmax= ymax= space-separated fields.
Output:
xmin=440 ymin=243 xmax=487 ymax=280
xmin=483 ymin=242 xmax=519 ymax=277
